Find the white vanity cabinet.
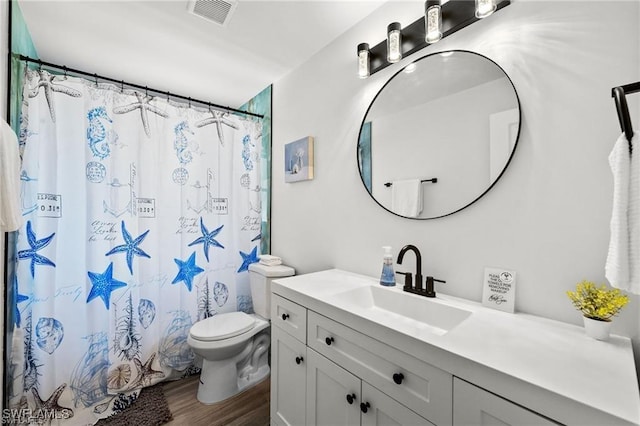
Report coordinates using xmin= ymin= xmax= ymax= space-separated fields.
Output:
xmin=453 ymin=378 xmax=558 ymax=426
xmin=271 ymin=293 xmax=443 ymax=426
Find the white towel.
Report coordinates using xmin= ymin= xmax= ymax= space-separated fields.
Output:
xmin=391 ymin=179 xmax=423 ymax=218
xmin=0 ymin=120 xmax=23 ymax=232
xmin=626 ymin=132 xmax=640 ymax=294
xmin=606 ymin=133 xmax=631 ymax=290
xmin=606 ymin=132 xmax=640 ymax=294
xmin=259 ymin=254 xmax=282 ymax=266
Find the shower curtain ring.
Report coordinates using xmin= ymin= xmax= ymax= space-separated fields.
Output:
xmin=121 ymin=80 xmax=124 ymax=93
xmin=94 ymin=73 xmax=98 ymax=86
xmin=188 ymin=97 xmax=192 ymax=107
xmin=166 ymin=91 xmax=170 ymax=102
xmin=145 ymin=86 xmax=148 ymax=96
xmin=63 ymin=66 xmax=68 ymax=78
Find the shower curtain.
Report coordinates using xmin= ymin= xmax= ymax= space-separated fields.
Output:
xmin=8 ymin=68 xmax=263 ymax=424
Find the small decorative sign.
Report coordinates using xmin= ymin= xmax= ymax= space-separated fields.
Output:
xmin=482 ymin=267 xmax=516 ymax=313
xmin=37 ymin=193 xmax=62 ymax=218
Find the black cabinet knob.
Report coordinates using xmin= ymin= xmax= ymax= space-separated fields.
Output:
xmin=360 ymin=402 xmax=371 ymax=413
xmin=295 ymin=356 xmax=304 ymax=365
xmin=393 ymin=372 xmax=404 ymax=385
xmin=346 ymin=393 xmax=356 ymax=405
xmin=282 ymin=313 xmax=290 ymax=320
xmin=325 ymin=336 xmax=335 ymax=346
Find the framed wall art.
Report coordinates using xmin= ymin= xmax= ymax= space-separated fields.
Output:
xmin=284 ymin=136 xmax=314 ymax=183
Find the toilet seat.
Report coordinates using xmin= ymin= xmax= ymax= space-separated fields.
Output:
xmin=190 ymin=312 xmax=256 ymax=341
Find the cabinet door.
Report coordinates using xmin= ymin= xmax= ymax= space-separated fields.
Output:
xmin=453 ymin=378 xmax=558 ymax=426
xmin=306 ymin=349 xmax=361 ymax=426
xmin=272 ymin=325 xmax=307 ymax=426
xmin=360 ymin=382 xmax=434 ymax=426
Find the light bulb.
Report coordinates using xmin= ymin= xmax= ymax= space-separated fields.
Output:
xmin=475 ymin=0 xmax=497 ymax=18
xmin=387 ymin=22 xmax=402 ymax=63
xmin=357 ymin=43 xmax=370 ymax=79
xmin=425 ymin=0 xmax=442 ymax=44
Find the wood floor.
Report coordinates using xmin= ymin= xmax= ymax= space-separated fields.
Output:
xmin=163 ymin=375 xmax=270 ymax=426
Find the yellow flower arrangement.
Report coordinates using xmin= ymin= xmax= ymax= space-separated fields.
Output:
xmin=566 ymin=280 xmax=629 ymax=322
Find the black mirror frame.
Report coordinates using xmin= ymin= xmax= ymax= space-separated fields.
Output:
xmin=357 ymin=49 xmax=522 ymax=220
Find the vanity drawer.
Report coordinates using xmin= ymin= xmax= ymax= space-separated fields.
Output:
xmin=271 ymin=294 xmax=307 ymax=343
xmin=308 ymin=311 xmax=452 ymax=426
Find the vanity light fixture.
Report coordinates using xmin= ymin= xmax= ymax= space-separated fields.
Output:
xmin=356 ymin=0 xmax=510 ymax=78
xmin=357 ymin=43 xmax=371 ymax=79
xmin=475 ymin=0 xmax=497 ymax=18
xmin=387 ymin=22 xmax=403 ymax=63
xmin=425 ymin=0 xmax=442 ymax=44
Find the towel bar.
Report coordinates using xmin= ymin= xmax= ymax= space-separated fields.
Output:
xmin=384 ymin=178 xmax=437 ymax=187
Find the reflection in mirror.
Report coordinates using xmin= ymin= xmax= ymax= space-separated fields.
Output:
xmin=358 ymin=50 xmax=520 ymax=219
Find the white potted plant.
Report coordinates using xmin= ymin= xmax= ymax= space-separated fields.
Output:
xmin=566 ymin=280 xmax=629 ymax=340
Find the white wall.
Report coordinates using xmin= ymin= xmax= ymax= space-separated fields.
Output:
xmin=272 ymin=0 xmax=640 ymax=373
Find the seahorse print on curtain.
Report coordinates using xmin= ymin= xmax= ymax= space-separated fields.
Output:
xmin=87 ymin=106 xmax=118 ymax=160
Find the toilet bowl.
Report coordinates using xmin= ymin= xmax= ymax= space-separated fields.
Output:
xmin=187 ymin=262 xmax=294 ymax=404
xmin=187 ymin=313 xmax=270 ymax=404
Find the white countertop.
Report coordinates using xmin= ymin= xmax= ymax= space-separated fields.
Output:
xmin=272 ymin=269 xmax=640 ymax=426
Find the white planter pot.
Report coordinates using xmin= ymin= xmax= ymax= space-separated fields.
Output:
xmin=583 ymin=316 xmax=612 ymax=341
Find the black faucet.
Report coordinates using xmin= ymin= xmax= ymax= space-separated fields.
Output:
xmin=397 ymin=244 xmax=446 ymax=298
xmin=397 ymin=245 xmax=423 ymax=291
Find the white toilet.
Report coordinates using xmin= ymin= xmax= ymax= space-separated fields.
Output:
xmin=187 ymin=263 xmax=294 ymax=404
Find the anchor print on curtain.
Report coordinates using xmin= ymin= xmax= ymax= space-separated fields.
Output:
xmin=9 ymin=68 xmax=263 ymax=424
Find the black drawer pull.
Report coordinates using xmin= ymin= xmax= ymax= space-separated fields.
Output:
xmin=360 ymin=402 xmax=370 ymax=413
xmin=346 ymin=393 xmax=356 ymax=404
xmin=282 ymin=313 xmax=290 ymax=320
xmin=325 ymin=336 xmax=335 ymax=346
xmin=393 ymin=372 xmax=404 ymax=385
xmin=295 ymin=356 xmax=304 ymax=365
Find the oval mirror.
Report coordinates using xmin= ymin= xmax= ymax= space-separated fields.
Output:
xmin=357 ymin=50 xmax=520 ymax=219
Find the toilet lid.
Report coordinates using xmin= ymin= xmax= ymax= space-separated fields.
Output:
xmin=190 ymin=312 xmax=256 ymax=341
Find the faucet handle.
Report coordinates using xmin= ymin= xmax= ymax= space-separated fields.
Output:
xmin=396 ymin=271 xmax=412 ymax=290
xmin=425 ymin=276 xmax=446 ymax=298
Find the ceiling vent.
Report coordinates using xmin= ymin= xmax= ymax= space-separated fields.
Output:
xmin=187 ymin=0 xmax=238 ymax=27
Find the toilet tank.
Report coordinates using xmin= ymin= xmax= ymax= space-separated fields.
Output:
xmin=249 ymin=263 xmax=295 ymax=319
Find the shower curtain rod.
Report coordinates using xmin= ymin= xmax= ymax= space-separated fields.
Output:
xmin=14 ymin=54 xmax=264 ymax=119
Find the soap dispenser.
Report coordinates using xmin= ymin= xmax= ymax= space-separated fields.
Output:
xmin=380 ymin=246 xmax=396 ymax=286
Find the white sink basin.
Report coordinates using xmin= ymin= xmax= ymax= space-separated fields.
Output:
xmin=328 ymin=285 xmax=472 ymax=336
